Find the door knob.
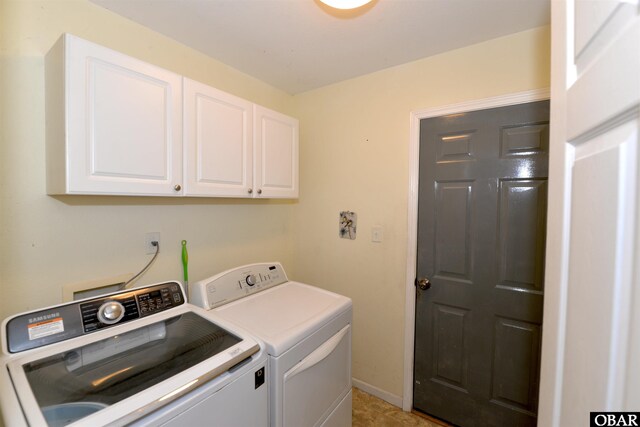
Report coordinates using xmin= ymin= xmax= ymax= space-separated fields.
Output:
xmin=416 ymin=277 xmax=431 ymax=290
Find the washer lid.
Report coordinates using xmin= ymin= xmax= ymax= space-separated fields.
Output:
xmin=4 ymin=305 xmax=260 ymax=427
xmin=214 ymin=281 xmax=352 ymax=356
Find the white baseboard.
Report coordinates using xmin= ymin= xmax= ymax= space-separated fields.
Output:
xmin=352 ymin=378 xmax=404 ymax=409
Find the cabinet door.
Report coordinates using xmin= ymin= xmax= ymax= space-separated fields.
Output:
xmin=254 ymin=106 xmax=299 ymax=198
xmin=47 ymin=34 xmax=183 ymax=196
xmin=183 ymin=79 xmax=253 ymax=197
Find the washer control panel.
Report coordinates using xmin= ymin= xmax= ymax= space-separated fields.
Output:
xmin=80 ymin=282 xmax=184 ymax=333
xmin=4 ymin=282 xmax=185 ymax=353
xmin=190 ymin=263 xmax=288 ymax=310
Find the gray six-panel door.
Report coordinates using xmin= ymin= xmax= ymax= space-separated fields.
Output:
xmin=414 ymin=101 xmax=549 ymax=426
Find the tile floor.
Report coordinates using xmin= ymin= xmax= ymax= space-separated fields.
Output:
xmin=352 ymin=387 xmax=449 ymax=427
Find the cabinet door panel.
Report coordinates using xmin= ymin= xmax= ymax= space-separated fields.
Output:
xmin=183 ymin=79 xmax=253 ymax=197
xmin=254 ymin=106 xmax=299 ymax=198
xmin=54 ymin=34 xmax=183 ymax=196
xmin=91 ymin=60 xmax=170 ymax=179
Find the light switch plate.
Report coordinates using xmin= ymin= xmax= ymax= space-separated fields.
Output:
xmin=372 ymin=226 xmax=383 ymax=243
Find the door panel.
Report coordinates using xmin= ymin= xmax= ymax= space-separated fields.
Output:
xmin=437 ymin=131 xmax=475 ymax=162
xmin=500 ymin=124 xmax=549 ymax=157
xmin=414 ymin=101 xmax=549 ymax=427
xmin=539 ymin=1 xmax=639 ymax=425
xmin=432 ymin=304 xmax=469 ymax=391
xmin=497 ymin=179 xmax=547 ymax=292
xmin=560 ymin=121 xmax=638 ymax=425
xmin=491 ymin=317 xmax=540 ymax=415
xmin=434 ymin=181 xmax=474 ymax=281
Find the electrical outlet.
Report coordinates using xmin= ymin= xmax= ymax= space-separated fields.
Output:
xmin=145 ymin=232 xmax=161 ymax=254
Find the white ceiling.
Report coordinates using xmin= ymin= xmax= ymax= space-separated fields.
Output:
xmin=89 ymin=0 xmax=550 ymax=94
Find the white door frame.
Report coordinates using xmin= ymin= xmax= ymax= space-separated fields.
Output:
xmin=403 ymin=88 xmax=551 ymax=411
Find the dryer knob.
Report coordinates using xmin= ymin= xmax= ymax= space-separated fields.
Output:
xmin=246 ymin=275 xmax=257 ymax=286
xmin=98 ymin=301 xmax=125 ymax=324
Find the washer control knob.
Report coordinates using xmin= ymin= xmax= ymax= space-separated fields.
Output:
xmin=98 ymin=301 xmax=125 ymax=325
xmin=246 ymin=275 xmax=257 ymax=286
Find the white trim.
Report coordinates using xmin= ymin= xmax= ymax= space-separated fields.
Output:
xmin=402 ymin=88 xmax=551 ymax=412
xmin=352 ymin=378 xmax=403 ymax=408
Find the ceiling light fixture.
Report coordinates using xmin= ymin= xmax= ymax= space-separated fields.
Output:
xmin=319 ymin=0 xmax=373 ymax=10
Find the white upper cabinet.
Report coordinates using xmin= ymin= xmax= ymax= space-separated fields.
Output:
xmin=46 ymin=34 xmax=183 ymax=196
xmin=183 ymin=78 xmax=253 ymax=197
xmin=254 ymin=106 xmax=299 ymax=198
xmin=46 ymin=34 xmax=298 ymax=199
xmin=183 ymin=82 xmax=298 ymax=199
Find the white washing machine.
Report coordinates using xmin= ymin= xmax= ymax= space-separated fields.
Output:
xmin=0 ymin=281 xmax=269 ymax=427
xmin=191 ymin=262 xmax=353 ymax=427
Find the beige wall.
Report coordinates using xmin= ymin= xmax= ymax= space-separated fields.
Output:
xmin=0 ymin=0 xmax=550 ymax=407
xmin=0 ymin=0 xmax=297 ymax=321
xmin=291 ymin=26 xmax=550 ymax=398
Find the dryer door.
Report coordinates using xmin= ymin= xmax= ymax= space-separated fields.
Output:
xmin=282 ymin=325 xmax=351 ymax=427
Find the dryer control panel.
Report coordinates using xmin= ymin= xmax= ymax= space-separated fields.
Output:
xmin=4 ymin=282 xmax=185 ymax=353
xmin=190 ymin=262 xmax=288 ymax=310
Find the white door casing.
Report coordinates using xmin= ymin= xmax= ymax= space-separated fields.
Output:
xmin=538 ymin=1 xmax=640 ymax=427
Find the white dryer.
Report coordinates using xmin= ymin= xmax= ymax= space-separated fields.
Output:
xmin=0 ymin=281 xmax=269 ymax=427
xmin=191 ymin=263 xmax=352 ymax=427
